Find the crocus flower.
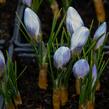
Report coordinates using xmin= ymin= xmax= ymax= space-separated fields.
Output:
xmin=22 ymin=0 xmax=32 ymax=7
xmin=70 ymin=26 xmax=89 ymax=55
xmin=73 ymin=59 xmax=89 ymax=79
xmin=53 ymin=46 xmax=71 ymax=69
xmin=93 ymin=22 xmax=107 ymax=49
xmin=0 ymin=50 xmax=5 ymax=78
xmin=24 ymin=7 xmax=41 ymax=42
xmin=66 ymin=7 xmax=84 ymax=36
xmin=92 ymin=64 xmax=97 ymax=87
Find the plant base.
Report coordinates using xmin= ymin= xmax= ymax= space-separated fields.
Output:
xmin=14 ymin=91 xmax=22 ymax=107
xmin=38 ymin=64 xmax=48 ymax=90
xmin=53 ymin=89 xmax=61 ymax=109
xmin=0 ymin=0 xmax=6 ymax=4
xmin=79 ymin=101 xmax=94 ymax=109
xmin=5 ymin=102 xmax=15 ymax=109
xmin=61 ymin=88 xmax=68 ymax=106
xmin=93 ymin=0 xmax=105 ymax=22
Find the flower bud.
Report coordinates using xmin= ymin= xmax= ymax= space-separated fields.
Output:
xmin=24 ymin=7 xmax=41 ymax=42
xmin=93 ymin=22 xmax=107 ymax=49
xmin=22 ymin=0 xmax=32 ymax=7
xmin=92 ymin=64 xmax=97 ymax=87
xmin=71 ymin=26 xmax=89 ymax=55
xmin=53 ymin=46 xmax=71 ymax=69
xmin=0 ymin=50 xmax=5 ymax=78
xmin=66 ymin=7 xmax=84 ymax=36
xmin=73 ymin=59 xmax=89 ymax=79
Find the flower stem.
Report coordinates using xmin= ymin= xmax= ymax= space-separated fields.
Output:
xmin=0 ymin=0 xmax=6 ymax=4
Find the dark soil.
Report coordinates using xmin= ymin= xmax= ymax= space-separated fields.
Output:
xmin=0 ymin=0 xmax=18 ymax=40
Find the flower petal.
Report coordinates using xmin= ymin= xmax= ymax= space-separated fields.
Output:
xmin=0 ymin=50 xmax=5 ymax=78
xmin=94 ymin=22 xmax=107 ymax=49
xmin=73 ymin=59 xmax=89 ymax=78
xmin=94 ymin=22 xmax=106 ymax=40
xmin=92 ymin=64 xmax=97 ymax=87
xmin=22 ymin=0 xmax=32 ymax=7
xmin=24 ymin=8 xmax=41 ymax=41
xmin=66 ymin=7 xmax=84 ymax=36
xmin=53 ymin=46 xmax=71 ymax=69
xmin=71 ymin=26 xmax=89 ymax=54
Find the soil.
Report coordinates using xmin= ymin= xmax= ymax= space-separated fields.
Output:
xmin=1 ymin=0 xmax=109 ymax=109
xmin=0 ymin=0 xmax=18 ymax=40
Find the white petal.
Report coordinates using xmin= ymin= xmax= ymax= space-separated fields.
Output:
xmin=73 ymin=59 xmax=89 ymax=78
xmin=92 ymin=64 xmax=97 ymax=87
xmin=71 ymin=26 xmax=89 ymax=53
xmin=94 ymin=22 xmax=106 ymax=40
xmin=23 ymin=0 xmax=32 ymax=7
xmin=94 ymin=22 xmax=107 ymax=49
xmin=95 ymin=35 xmax=105 ymax=49
xmin=66 ymin=7 xmax=84 ymax=36
xmin=0 ymin=50 xmax=5 ymax=77
xmin=24 ymin=8 xmax=41 ymax=40
xmin=53 ymin=46 xmax=71 ymax=69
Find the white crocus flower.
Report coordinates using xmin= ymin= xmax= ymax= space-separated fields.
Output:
xmin=24 ymin=7 xmax=41 ymax=42
xmin=66 ymin=7 xmax=84 ymax=36
xmin=93 ymin=22 xmax=107 ymax=49
xmin=53 ymin=46 xmax=71 ymax=69
xmin=70 ymin=26 xmax=89 ymax=55
xmin=73 ymin=59 xmax=89 ymax=79
xmin=0 ymin=50 xmax=5 ymax=78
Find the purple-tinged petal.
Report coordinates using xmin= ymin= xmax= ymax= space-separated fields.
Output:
xmin=66 ymin=7 xmax=84 ymax=36
xmin=73 ymin=59 xmax=89 ymax=78
xmin=70 ymin=26 xmax=89 ymax=54
xmin=53 ymin=46 xmax=71 ymax=69
xmin=94 ymin=22 xmax=106 ymax=40
xmin=0 ymin=50 xmax=5 ymax=78
xmin=92 ymin=64 xmax=97 ymax=87
xmin=22 ymin=0 xmax=32 ymax=7
xmin=93 ymin=22 xmax=107 ymax=49
xmin=24 ymin=8 xmax=41 ymax=41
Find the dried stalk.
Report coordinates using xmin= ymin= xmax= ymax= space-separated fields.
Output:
xmin=5 ymin=101 xmax=15 ymax=109
xmin=60 ymin=87 xmax=68 ymax=106
xmin=75 ymin=78 xmax=81 ymax=95
xmin=93 ymin=0 xmax=105 ymax=22
xmin=0 ymin=0 xmax=6 ymax=4
xmin=79 ymin=101 xmax=94 ymax=109
xmin=38 ymin=64 xmax=48 ymax=90
xmin=53 ymin=88 xmax=61 ymax=109
xmin=14 ymin=91 xmax=22 ymax=107
xmin=50 ymin=0 xmax=60 ymax=18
